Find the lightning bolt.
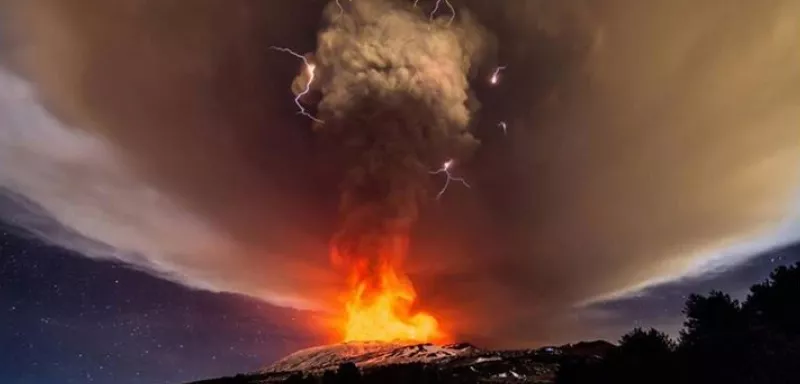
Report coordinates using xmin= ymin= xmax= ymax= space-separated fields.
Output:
xmin=430 ymin=0 xmax=456 ymax=26
xmin=490 ymin=65 xmax=506 ymax=85
xmin=269 ymin=46 xmax=324 ymax=124
xmin=336 ymin=0 xmax=344 ymax=17
xmin=335 ymin=0 xmax=351 ymax=19
xmin=498 ymin=121 xmax=507 ymax=135
xmin=429 ymin=159 xmax=470 ymax=200
xmin=415 ymin=0 xmax=455 ymax=26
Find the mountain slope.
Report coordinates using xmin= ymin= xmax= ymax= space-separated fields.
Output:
xmin=188 ymin=340 xmax=615 ymax=383
xmin=264 ymin=341 xmax=482 ymax=372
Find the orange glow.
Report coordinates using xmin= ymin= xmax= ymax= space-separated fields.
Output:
xmin=333 ymin=237 xmax=444 ymax=343
xmin=343 ymin=264 xmax=441 ymax=342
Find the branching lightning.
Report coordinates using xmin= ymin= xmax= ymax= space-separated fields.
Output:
xmin=429 ymin=159 xmax=470 ymax=200
xmin=430 ymin=0 xmax=456 ymax=26
xmin=335 ymin=0 xmax=352 ymax=19
xmin=269 ymin=46 xmax=324 ymax=124
xmin=498 ymin=121 xmax=507 ymax=135
xmin=490 ymin=65 xmax=506 ymax=85
xmin=415 ymin=0 xmax=455 ymax=26
xmin=336 ymin=0 xmax=344 ymax=17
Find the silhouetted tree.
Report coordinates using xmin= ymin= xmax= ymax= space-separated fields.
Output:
xmin=560 ymin=328 xmax=677 ymax=384
xmin=619 ymin=327 xmax=675 ymax=355
xmin=284 ymin=372 xmax=311 ymax=384
xmin=680 ymin=291 xmax=744 ymax=347
xmin=741 ymin=262 xmax=800 ymax=383
xmin=746 ymin=263 xmax=800 ymax=335
xmin=556 ymin=261 xmax=800 ymax=384
xmin=336 ymin=362 xmax=361 ymax=384
xmin=609 ymin=328 xmax=676 ymax=384
xmin=555 ymin=357 xmax=604 ymax=384
xmin=678 ymin=290 xmax=752 ymax=383
xmin=362 ymin=363 xmax=443 ymax=384
xmin=321 ymin=370 xmax=337 ymax=384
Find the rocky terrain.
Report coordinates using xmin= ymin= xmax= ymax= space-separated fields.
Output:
xmin=265 ymin=342 xmax=483 ymax=373
xmin=187 ymin=340 xmax=615 ymax=383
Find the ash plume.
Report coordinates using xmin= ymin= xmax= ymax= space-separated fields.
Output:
xmin=302 ymin=0 xmax=487 ymax=273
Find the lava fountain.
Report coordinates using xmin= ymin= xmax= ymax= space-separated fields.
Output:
xmin=331 ymin=233 xmax=444 ymax=343
xmin=343 ymin=264 xmax=441 ymax=342
xmin=336 ymin=237 xmax=443 ymax=343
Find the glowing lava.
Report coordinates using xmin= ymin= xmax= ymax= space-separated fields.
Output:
xmin=343 ymin=263 xmax=441 ymax=342
xmin=334 ymin=239 xmax=443 ymax=343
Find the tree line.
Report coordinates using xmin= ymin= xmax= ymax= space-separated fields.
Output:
xmin=557 ymin=261 xmax=800 ymax=384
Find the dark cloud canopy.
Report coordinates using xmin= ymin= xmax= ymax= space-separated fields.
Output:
xmin=1 ymin=0 xmax=798 ymax=346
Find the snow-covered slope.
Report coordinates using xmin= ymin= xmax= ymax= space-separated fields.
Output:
xmin=264 ymin=341 xmax=481 ymax=372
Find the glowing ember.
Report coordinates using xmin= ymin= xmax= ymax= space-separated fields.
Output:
xmin=342 ymin=263 xmax=441 ymax=343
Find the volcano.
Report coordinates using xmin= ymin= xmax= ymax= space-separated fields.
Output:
xmin=264 ymin=341 xmax=482 ymax=373
xmin=185 ymin=340 xmax=616 ymax=383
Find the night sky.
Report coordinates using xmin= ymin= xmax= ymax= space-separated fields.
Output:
xmin=3 ymin=218 xmax=799 ymax=384
xmin=0 ymin=223 xmax=321 ymax=384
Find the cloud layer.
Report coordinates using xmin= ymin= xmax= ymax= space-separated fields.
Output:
xmin=1 ymin=0 xmax=798 ymax=346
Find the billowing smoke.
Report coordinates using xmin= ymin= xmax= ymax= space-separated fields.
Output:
xmin=299 ymin=0 xmax=486 ymax=283
xmin=0 ymin=66 xmax=331 ymax=310
xmin=1 ymin=0 xmax=799 ymax=347
xmin=0 ymin=0 xmax=340 ymax=311
xmin=412 ymin=0 xmax=800 ymax=346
